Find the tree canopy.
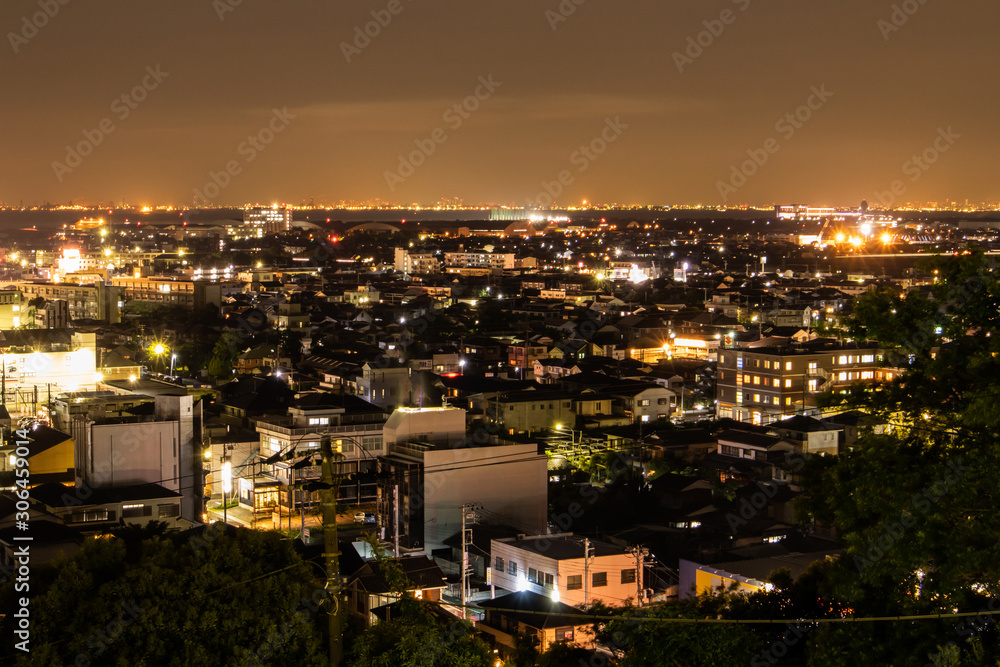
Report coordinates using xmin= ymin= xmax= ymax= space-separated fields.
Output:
xmin=0 ymin=523 xmax=328 ymax=667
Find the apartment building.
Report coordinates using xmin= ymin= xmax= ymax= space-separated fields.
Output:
xmin=715 ymin=338 xmax=891 ymax=424
xmin=10 ymin=281 xmax=120 ymax=323
xmin=394 ymin=248 xmax=441 ymax=276
xmin=111 ymin=276 xmax=221 ymax=310
xmin=443 ymin=251 xmax=515 ymax=270
xmin=490 ymin=534 xmax=642 ymax=608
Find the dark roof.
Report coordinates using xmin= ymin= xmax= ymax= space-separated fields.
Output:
xmin=29 ymin=482 xmax=180 ymax=508
xmin=5 ymin=424 xmax=71 ymax=456
xmin=352 ymin=556 xmax=447 ymax=594
xmin=771 ymin=415 xmax=840 ymax=433
xmin=479 ymin=591 xmax=587 ymax=629
xmin=493 ymin=534 xmax=623 ymax=560
xmin=717 ymin=429 xmax=790 ymax=449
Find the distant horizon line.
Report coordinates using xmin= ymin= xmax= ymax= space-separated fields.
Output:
xmin=1 ymin=201 xmax=999 ymax=214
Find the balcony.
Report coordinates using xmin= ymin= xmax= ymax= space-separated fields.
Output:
xmin=253 ymin=417 xmax=384 ymax=438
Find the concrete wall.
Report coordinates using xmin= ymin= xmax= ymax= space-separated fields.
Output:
xmin=422 ymin=443 xmax=546 ymax=553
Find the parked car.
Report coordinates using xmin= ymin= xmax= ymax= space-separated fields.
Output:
xmin=353 ymin=511 xmax=366 ymax=523
xmin=364 ymin=512 xmax=376 ymax=525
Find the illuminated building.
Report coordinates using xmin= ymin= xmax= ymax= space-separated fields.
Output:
xmin=715 ymin=340 xmax=892 ymax=425
xmin=0 ymin=329 xmax=99 ymax=413
xmin=243 ymin=205 xmax=292 ymax=236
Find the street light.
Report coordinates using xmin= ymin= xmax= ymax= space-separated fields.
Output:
xmin=169 ymin=354 xmax=177 ymax=378
xmin=556 ymin=423 xmax=580 ymax=445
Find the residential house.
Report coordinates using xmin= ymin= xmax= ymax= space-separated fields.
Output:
xmin=490 ymin=533 xmax=643 ymax=608
xmin=478 ymin=591 xmax=596 ymax=655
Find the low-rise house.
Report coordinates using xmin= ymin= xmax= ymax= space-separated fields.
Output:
xmin=490 ymin=533 xmax=643 ymax=608
xmin=478 ymin=591 xmax=596 ymax=655
xmin=347 ymin=555 xmax=448 ymax=625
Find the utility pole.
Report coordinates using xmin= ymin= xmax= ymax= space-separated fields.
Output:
xmin=628 ymin=545 xmax=649 ymax=606
xmin=319 ymin=434 xmax=345 ymax=667
xmin=393 ymin=484 xmax=400 ymax=558
xmin=583 ymin=537 xmax=591 ymax=607
xmin=460 ymin=502 xmax=481 ymax=619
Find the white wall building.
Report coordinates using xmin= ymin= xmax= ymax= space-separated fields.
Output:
xmin=490 ymin=534 xmax=642 ymax=608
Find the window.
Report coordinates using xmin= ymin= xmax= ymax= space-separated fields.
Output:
xmin=862 ymin=355 xmax=874 ymax=363
xmin=158 ymin=504 xmax=179 ymax=518
xmin=554 ymin=627 xmax=574 ymax=642
xmin=122 ymin=504 xmax=151 ymax=519
xmin=838 ymin=356 xmax=848 ymax=365
xmin=70 ymin=509 xmax=110 ymax=523
xmin=658 ymin=398 xmax=667 ymax=405
xmin=308 ymin=417 xmax=329 ymax=426
xmin=785 ymin=362 xmax=792 ymax=371
xmin=528 ymin=568 xmax=538 ymax=584
xmin=721 ymin=445 xmax=741 ymax=457
xmin=639 ymin=399 xmax=650 ymax=406
xmin=495 ymin=557 xmax=504 ymax=572
xmin=785 ymin=379 xmax=792 ymax=388
xmin=621 ymin=569 xmax=636 ymax=584
xmin=567 ymin=575 xmax=583 ymax=590
xmin=508 ymin=561 xmax=517 ymax=576
xmin=753 ymin=394 xmax=760 ymax=403
xmin=773 ymin=379 xmax=780 ymax=387
xmin=544 ymin=573 xmax=554 ymax=588
xmin=773 ymin=397 xmax=780 ymax=405
xmin=752 ymin=376 xmax=760 ymax=385
xmin=592 ymin=572 xmax=608 ymax=587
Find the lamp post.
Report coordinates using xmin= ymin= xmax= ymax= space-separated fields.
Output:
xmin=556 ymin=423 xmax=579 ymax=445
xmin=169 ymin=353 xmax=177 ymax=378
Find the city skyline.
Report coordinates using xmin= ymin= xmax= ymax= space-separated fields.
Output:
xmin=2 ymin=1 xmax=997 ymax=207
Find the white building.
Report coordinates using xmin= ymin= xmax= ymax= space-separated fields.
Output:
xmin=379 ymin=440 xmax=548 ymax=553
xmin=394 ymin=248 xmax=441 ymax=276
xmin=75 ymin=394 xmax=201 ymax=523
xmin=490 ymin=534 xmax=642 ymax=608
xmin=443 ymin=251 xmax=515 ymax=270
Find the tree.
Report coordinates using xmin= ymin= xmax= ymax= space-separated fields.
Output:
xmin=599 ymin=600 xmax=759 ymax=667
xmin=0 ymin=524 xmax=327 ymax=666
xmin=795 ymin=251 xmax=1000 ymax=664
xmin=348 ymin=536 xmax=492 ymax=667
xmin=208 ymin=331 xmax=244 ymax=378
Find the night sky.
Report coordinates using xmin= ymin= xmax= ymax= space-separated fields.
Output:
xmin=2 ymin=0 xmax=996 ymax=207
